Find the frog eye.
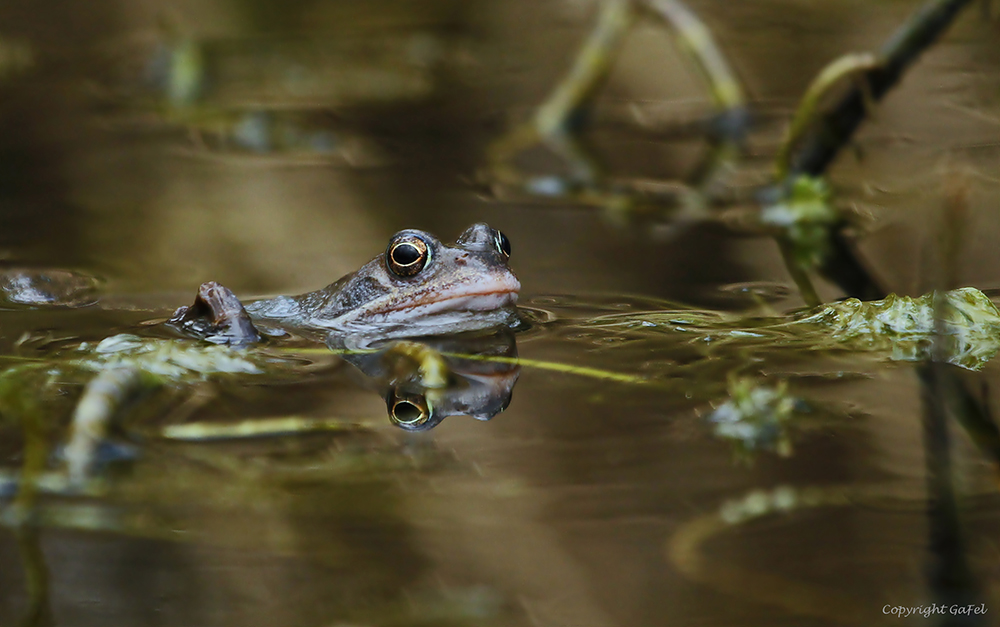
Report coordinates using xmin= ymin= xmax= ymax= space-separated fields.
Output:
xmin=386 ymin=236 xmax=430 ymax=277
xmin=387 ymin=393 xmax=431 ymax=429
xmin=494 ymin=230 xmax=511 ymax=259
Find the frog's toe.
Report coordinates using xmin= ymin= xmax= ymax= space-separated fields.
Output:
xmin=169 ymin=281 xmax=262 ymax=346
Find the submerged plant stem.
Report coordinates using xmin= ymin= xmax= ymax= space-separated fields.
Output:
xmin=775 ymin=52 xmax=880 ymax=179
xmin=278 ymin=346 xmax=651 ymax=384
xmin=440 ymin=352 xmax=648 ymax=385
xmin=776 ymin=238 xmax=821 ymax=307
xmin=667 ymin=484 xmax=922 ymax=626
xmin=64 ymin=367 xmax=146 ymax=485
xmin=15 ymin=525 xmax=49 ymax=627
xmin=160 ymin=416 xmax=367 ymax=441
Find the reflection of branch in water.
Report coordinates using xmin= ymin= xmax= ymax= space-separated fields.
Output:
xmin=160 ymin=415 xmax=368 ymax=441
xmin=0 ymin=368 xmax=55 ymax=627
xmin=917 ymin=361 xmax=985 ymax=619
xmin=64 ymin=367 xmax=145 ymax=486
xmin=148 ymin=345 xmax=650 ymax=440
xmin=914 ymin=232 xmax=989 ymax=617
xmin=296 ymin=347 xmax=648 ymax=384
xmin=15 ymin=525 xmax=49 ymax=627
xmin=487 ymin=0 xmax=747 ymax=216
xmin=644 ymin=0 xmax=748 ymax=197
xmin=666 ymin=484 xmax=921 ymax=627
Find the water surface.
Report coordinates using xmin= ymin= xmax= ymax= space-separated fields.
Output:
xmin=1 ymin=1 xmax=999 ymax=626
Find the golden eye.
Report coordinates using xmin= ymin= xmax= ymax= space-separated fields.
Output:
xmin=388 ymin=394 xmax=430 ymax=428
xmin=386 ymin=236 xmax=429 ymax=277
xmin=495 ymin=230 xmax=511 ymax=259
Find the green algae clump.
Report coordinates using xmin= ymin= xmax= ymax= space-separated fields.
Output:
xmin=793 ymin=287 xmax=1000 ymax=371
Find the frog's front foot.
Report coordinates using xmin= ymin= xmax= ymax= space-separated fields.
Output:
xmin=168 ymin=281 xmax=261 ymax=346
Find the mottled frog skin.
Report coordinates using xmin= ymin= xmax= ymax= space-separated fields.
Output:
xmin=247 ymin=223 xmax=520 ymax=339
xmin=171 ymin=223 xmax=520 ymax=344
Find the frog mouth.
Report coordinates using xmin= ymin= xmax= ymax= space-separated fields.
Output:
xmin=391 ymin=286 xmax=520 ymax=316
xmin=372 ymin=276 xmax=521 ymax=318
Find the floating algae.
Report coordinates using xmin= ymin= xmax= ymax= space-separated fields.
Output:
xmin=706 ymin=378 xmax=801 ymax=459
xmin=793 ymin=287 xmax=1000 ymax=371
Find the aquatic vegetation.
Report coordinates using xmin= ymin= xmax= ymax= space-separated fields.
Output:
xmin=755 ymin=177 xmax=839 ymax=305
xmin=0 ymin=37 xmax=33 ymax=80
xmin=55 ymin=335 xmax=322 ymax=483
xmin=759 ymin=176 xmax=838 ymax=303
xmin=0 ymin=325 xmax=505 ymax=627
xmin=489 ymin=0 xmax=973 ymax=314
xmin=795 ymin=287 xmax=1000 ymax=371
xmin=0 ymin=323 xmax=528 ymax=497
xmin=487 ymin=0 xmax=746 ymax=216
xmin=583 ymin=287 xmax=1000 ymax=371
xmin=666 ymin=481 xmax=928 ymax=627
xmin=157 ymin=36 xmax=206 ymax=108
xmin=706 ymin=378 xmax=800 ymax=459
xmin=0 ymin=334 xmax=325 ymax=493
xmin=83 ymin=333 xmax=269 ymax=377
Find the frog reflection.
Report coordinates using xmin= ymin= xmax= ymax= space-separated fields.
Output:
xmin=167 ymin=223 xmax=522 ymax=429
xmin=170 ymin=223 xmax=520 ymax=345
xmin=336 ymin=329 xmax=520 ymax=431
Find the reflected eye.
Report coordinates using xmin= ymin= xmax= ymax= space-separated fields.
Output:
xmin=495 ymin=230 xmax=511 ymax=259
xmin=388 ymin=393 xmax=431 ymax=429
xmin=387 ymin=236 xmax=429 ymax=277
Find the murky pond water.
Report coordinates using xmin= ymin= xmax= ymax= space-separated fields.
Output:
xmin=2 ymin=1 xmax=1000 ymax=626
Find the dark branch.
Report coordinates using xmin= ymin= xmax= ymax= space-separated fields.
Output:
xmin=790 ymin=0 xmax=975 ymax=177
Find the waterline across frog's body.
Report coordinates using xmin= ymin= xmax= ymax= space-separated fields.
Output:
xmin=176 ymin=223 xmax=522 ymax=344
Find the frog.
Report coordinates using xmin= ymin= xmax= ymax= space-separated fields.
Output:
xmin=168 ymin=222 xmax=521 ymax=347
xmin=0 ymin=223 xmax=525 ymax=509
